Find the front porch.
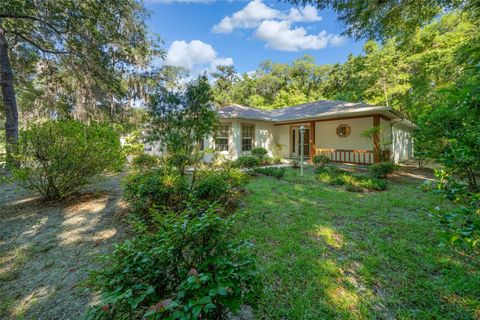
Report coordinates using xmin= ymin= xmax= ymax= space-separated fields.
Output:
xmin=275 ymin=115 xmax=385 ymax=165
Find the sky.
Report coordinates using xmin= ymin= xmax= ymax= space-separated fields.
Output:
xmin=145 ymin=0 xmax=366 ymax=75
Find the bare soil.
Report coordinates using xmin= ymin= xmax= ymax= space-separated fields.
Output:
xmin=0 ymin=174 xmax=129 ymax=320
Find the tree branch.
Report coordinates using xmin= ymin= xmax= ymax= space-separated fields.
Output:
xmin=7 ymin=30 xmax=70 ymax=54
xmin=0 ymin=13 xmax=66 ymax=35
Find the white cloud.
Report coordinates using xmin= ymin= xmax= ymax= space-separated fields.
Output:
xmin=212 ymin=0 xmax=280 ymax=33
xmin=287 ymin=5 xmax=322 ymax=22
xmin=255 ymin=20 xmax=345 ymax=51
xmin=212 ymin=1 xmax=324 ymax=34
xmin=165 ymin=40 xmax=216 ymax=70
xmin=211 ymin=57 xmax=234 ymax=70
xmin=165 ymin=40 xmax=233 ymax=73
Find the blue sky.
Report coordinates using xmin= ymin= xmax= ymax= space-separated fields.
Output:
xmin=145 ymin=0 xmax=365 ymax=74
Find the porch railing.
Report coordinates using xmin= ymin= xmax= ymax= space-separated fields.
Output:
xmin=314 ymin=148 xmax=375 ymax=165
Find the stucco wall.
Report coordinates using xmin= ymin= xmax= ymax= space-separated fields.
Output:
xmin=206 ymin=119 xmax=275 ymax=160
xmin=314 ymin=117 xmax=374 ymax=151
xmin=392 ymin=123 xmax=414 ymax=162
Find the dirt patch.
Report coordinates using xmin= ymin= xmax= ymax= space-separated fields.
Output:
xmin=0 ymin=175 xmax=129 ymax=319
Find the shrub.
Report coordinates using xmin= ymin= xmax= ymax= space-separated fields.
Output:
xmin=235 ymin=156 xmax=260 ymax=168
xmin=313 ymin=155 xmax=330 ymax=166
xmin=131 ymin=153 xmax=159 ymax=171
xmin=193 ymin=168 xmax=249 ymax=204
xmin=317 ymin=166 xmax=387 ymax=192
xmin=251 ymin=147 xmax=268 ymax=160
xmin=253 ymin=167 xmax=286 ymax=179
xmin=123 ymin=169 xmax=189 ymax=216
xmin=291 ymin=159 xmax=300 ymax=169
xmin=370 ymin=161 xmax=398 ymax=179
xmin=13 ymin=120 xmax=123 ymax=200
xmin=85 ymin=206 xmax=259 ymax=320
xmin=272 ymin=156 xmax=283 ymax=164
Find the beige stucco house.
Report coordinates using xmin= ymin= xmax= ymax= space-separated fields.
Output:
xmin=204 ymin=100 xmax=416 ymax=164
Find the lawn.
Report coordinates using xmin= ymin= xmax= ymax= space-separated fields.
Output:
xmin=236 ymin=167 xmax=480 ymax=319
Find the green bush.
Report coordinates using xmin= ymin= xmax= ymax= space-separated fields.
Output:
xmin=13 ymin=120 xmax=123 ymax=200
xmin=370 ymin=161 xmax=398 ymax=179
xmin=131 ymin=153 xmax=159 ymax=171
xmin=317 ymin=166 xmax=387 ymax=192
xmin=193 ymin=168 xmax=249 ymax=203
xmin=313 ymin=155 xmax=330 ymax=166
xmin=235 ymin=155 xmax=260 ymax=168
xmin=251 ymin=147 xmax=268 ymax=160
xmin=123 ymin=169 xmax=189 ymax=216
xmin=253 ymin=167 xmax=286 ymax=179
xmin=272 ymin=156 xmax=283 ymax=164
xmin=85 ymin=206 xmax=259 ymax=320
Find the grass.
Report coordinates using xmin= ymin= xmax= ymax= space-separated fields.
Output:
xmin=236 ymin=167 xmax=480 ymax=319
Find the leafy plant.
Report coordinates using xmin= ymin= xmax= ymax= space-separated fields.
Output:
xmin=193 ymin=168 xmax=249 ymax=204
xmin=313 ymin=155 xmax=330 ymax=166
xmin=317 ymin=166 xmax=387 ymax=192
xmin=85 ymin=206 xmax=259 ymax=320
xmin=253 ymin=167 xmax=286 ymax=179
xmin=291 ymin=159 xmax=300 ymax=169
xmin=12 ymin=120 xmax=123 ymax=200
xmin=370 ymin=161 xmax=398 ymax=179
xmin=235 ymin=156 xmax=260 ymax=168
xmin=251 ymin=147 xmax=268 ymax=161
xmin=123 ymin=168 xmax=189 ymax=218
xmin=131 ymin=153 xmax=160 ymax=171
xmin=272 ymin=156 xmax=283 ymax=164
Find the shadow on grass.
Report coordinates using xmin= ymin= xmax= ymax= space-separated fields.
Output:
xmin=237 ymin=168 xmax=480 ymax=319
xmin=0 ymin=176 xmax=128 ymax=320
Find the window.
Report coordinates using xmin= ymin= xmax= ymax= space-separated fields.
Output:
xmin=215 ymin=124 xmax=230 ymax=151
xmin=241 ymin=124 xmax=254 ymax=152
xmin=336 ymin=124 xmax=351 ymax=137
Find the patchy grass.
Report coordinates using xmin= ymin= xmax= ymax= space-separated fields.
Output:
xmin=0 ymin=175 xmax=128 ymax=320
xmin=236 ymin=167 xmax=480 ymax=319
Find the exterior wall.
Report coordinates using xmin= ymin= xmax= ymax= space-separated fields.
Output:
xmin=206 ymin=119 xmax=275 ymax=160
xmin=315 ymin=117 xmax=374 ymax=151
xmin=392 ymin=123 xmax=414 ymax=162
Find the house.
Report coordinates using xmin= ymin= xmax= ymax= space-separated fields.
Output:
xmin=204 ymin=100 xmax=416 ymax=164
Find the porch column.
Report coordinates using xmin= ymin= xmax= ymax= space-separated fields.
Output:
xmin=309 ymin=121 xmax=315 ymax=163
xmin=373 ymin=115 xmax=380 ymax=163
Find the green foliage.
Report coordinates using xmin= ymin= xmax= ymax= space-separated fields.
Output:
xmin=317 ymin=166 xmax=387 ymax=192
xmin=131 ymin=153 xmax=159 ymax=171
xmin=370 ymin=162 xmax=398 ymax=179
xmin=193 ymin=168 xmax=249 ymax=204
xmin=85 ymin=206 xmax=259 ymax=320
xmin=253 ymin=167 xmax=286 ymax=179
xmin=251 ymin=147 xmax=268 ymax=161
xmin=12 ymin=120 xmax=123 ymax=200
xmin=313 ymin=155 xmax=330 ymax=166
xmin=430 ymin=170 xmax=480 ymax=251
xmin=291 ymin=159 xmax=300 ymax=169
xmin=123 ymin=169 xmax=189 ymax=217
xmin=235 ymin=156 xmax=260 ymax=168
xmin=148 ymin=75 xmax=218 ymax=175
xmin=272 ymin=156 xmax=283 ymax=164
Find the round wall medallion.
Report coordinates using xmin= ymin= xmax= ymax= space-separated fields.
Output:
xmin=336 ymin=124 xmax=351 ymax=137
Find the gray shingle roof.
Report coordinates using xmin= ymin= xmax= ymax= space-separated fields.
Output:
xmin=218 ymin=100 xmax=389 ymax=122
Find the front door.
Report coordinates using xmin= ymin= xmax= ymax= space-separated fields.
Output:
xmin=291 ymin=127 xmax=310 ymax=157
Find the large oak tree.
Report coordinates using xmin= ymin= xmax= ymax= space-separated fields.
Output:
xmin=0 ymin=0 xmax=161 ymax=164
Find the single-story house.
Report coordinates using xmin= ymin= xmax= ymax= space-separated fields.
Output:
xmin=203 ymin=100 xmax=416 ymax=164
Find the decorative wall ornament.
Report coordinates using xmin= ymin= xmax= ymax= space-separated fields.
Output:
xmin=336 ymin=124 xmax=351 ymax=137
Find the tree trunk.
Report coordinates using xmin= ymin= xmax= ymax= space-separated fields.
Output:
xmin=0 ymin=19 xmax=19 ymax=166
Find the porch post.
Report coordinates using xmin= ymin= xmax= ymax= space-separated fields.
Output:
xmin=373 ymin=115 xmax=380 ymax=163
xmin=309 ymin=121 xmax=315 ymax=163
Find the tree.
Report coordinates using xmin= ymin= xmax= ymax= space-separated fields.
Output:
xmin=0 ymin=0 xmax=161 ymax=164
xmin=211 ymin=65 xmax=238 ymax=107
xmin=284 ymin=0 xmax=474 ymax=40
xmin=147 ymin=75 xmax=218 ymax=175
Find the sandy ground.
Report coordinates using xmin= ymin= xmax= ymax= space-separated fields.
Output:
xmin=0 ymin=174 xmax=129 ymax=320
